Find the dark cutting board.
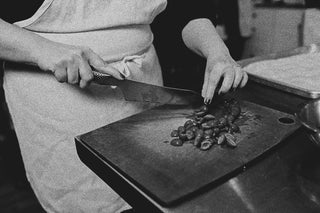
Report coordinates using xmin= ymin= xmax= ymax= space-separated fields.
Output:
xmin=76 ymin=100 xmax=299 ymax=206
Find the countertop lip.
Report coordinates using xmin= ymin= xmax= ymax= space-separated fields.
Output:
xmin=255 ymin=2 xmax=307 ymax=9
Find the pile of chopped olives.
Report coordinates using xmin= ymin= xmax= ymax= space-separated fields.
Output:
xmin=167 ymin=98 xmax=241 ymax=151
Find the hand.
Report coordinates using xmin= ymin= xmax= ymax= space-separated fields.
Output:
xmin=202 ymin=55 xmax=248 ymax=104
xmin=36 ymin=41 xmax=123 ymax=88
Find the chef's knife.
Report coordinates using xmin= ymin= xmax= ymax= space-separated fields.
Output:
xmin=92 ymin=71 xmax=203 ymax=105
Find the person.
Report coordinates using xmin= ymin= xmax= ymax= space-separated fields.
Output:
xmin=152 ymin=0 xmax=252 ymax=93
xmin=0 ymin=0 xmax=248 ymax=212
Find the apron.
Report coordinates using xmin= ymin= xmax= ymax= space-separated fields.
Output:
xmin=3 ymin=0 xmax=167 ymax=212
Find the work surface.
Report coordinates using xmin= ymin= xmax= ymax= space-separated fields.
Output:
xmin=76 ymin=44 xmax=320 ymax=212
xmin=75 ymin=90 xmax=320 ymax=213
xmin=76 ymin=100 xmax=298 ymax=207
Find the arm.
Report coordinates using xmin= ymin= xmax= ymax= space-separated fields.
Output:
xmin=0 ymin=18 xmax=122 ymax=88
xmin=182 ymin=18 xmax=248 ymax=103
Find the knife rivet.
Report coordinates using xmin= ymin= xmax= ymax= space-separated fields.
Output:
xmin=110 ymin=86 xmax=118 ymax=89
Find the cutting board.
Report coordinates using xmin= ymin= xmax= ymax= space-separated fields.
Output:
xmin=76 ymin=100 xmax=299 ymax=206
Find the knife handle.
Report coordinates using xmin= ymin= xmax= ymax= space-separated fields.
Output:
xmin=92 ymin=70 xmax=121 ymax=86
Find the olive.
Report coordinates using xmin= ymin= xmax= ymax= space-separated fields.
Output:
xmin=184 ymin=120 xmax=196 ymax=129
xmin=170 ymin=138 xmax=183 ymax=147
xmin=230 ymin=124 xmax=240 ymax=133
xmin=195 ymin=110 xmax=208 ymax=117
xmin=186 ymin=129 xmax=195 ymax=140
xmin=218 ymin=122 xmax=225 ymax=129
xmin=193 ymin=129 xmax=204 ymax=147
xmin=195 ymin=129 xmax=204 ymax=137
xmin=225 ymin=133 xmax=237 ymax=147
xmin=187 ymin=126 xmax=199 ymax=133
xmin=227 ymin=114 xmax=236 ymax=124
xmin=166 ymin=98 xmax=241 ymax=150
xmin=170 ymin=129 xmax=179 ymax=137
xmin=200 ymin=139 xmax=214 ymax=151
xmin=195 ymin=105 xmax=209 ymax=113
xmin=217 ymin=134 xmax=226 ymax=145
xmin=230 ymin=106 xmax=241 ymax=118
xmin=219 ymin=117 xmax=228 ymax=126
xmin=207 ymin=119 xmax=219 ymax=128
xmin=178 ymin=133 xmax=188 ymax=141
xmin=196 ymin=117 xmax=205 ymax=125
xmin=220 ymin=126 xmax=229 ymax=133
xmin=201 ymin=122 xmax=212 ymax=130
xmin=203 ymin=114 xmax=215 ymax=121
xmin=213 ymin=127 xmax=220 ymax=135
xmin=178 ymin=126 xmax=186 ymax=134
xmin=194 ymin=135 xmax=203 ymax=147
xmin=204 ymin=129 xmax=214 ymax=138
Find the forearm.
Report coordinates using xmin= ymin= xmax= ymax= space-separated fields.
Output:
xmin=0 ymin=18 xmax=48 ymax=65
xmin=181 ymin=18 xmax=231 ymax=61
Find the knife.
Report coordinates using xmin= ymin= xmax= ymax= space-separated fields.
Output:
xmin=92 ymin=71 xmax=203 ymax=105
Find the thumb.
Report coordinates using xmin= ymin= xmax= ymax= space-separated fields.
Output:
xmin=84 ymin=48 xmax=124 ymax=80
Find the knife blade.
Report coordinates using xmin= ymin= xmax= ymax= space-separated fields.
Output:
xmin=92 ymin=71 xmax=203 ymax=105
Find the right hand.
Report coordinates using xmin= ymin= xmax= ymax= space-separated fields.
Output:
xmin=36 ymin=41 xmax=123 ymax=88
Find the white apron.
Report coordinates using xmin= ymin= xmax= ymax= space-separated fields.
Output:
xmin=3 ymin=0 xmax=167 ymax=212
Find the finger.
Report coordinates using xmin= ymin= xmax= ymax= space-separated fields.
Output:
xmin=240 ymin=71 xmax=249 ymax=88
xmin=67 ymin=61 xmax=79 ymax=84
xmin=204 ymin=69 xmax=221 ymax=103
xmin=78 ymin=59 xmax=94 ymax=88
xmin=53 ymin=68 xmax=67 ymax=83
xmin=232 ymin=67 xmax=243 ymax=89
xmin=218 ymin=67 xmax=235 ymax=94
xmin=95 ymin=65 xmax=123 ymax=80
xmin=84 ymin=48 xmax=123 ymax=80
xmin=83 ymin=48 xmax=105 ymax=68
xmin=201 ymin=65 xmax=211 ymax=98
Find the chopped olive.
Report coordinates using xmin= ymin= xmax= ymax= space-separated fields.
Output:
xmin=219 ymin=117 xmax=228 ymax=126
xmin=200 ymin=139 xmax=214 ymax=150
xmin=184 ymin=120 xmax=196 ymax=129
xmin=227 ymin=115 xmax=236 ymax=124
xmin=230 ymin=106 xmax=241 ymax=118
xmin=204 ymin=129 xmax=214 ymax=138
xmin=203 ymin=114 xmax=215 ymax=121
xmin=178 ymin=126 xmax=186 ymax=134
xmin=213 ymin=128 xmax=220 ymax=135
xmin=196 ymin=117 xmax=205 ymax=125
xmin=194 ymin=135 xmax=203 ymax=147
xmin=186 ymin=129 xmax=195 ymax=140
xmin=170 ymin=138 xmax=183 ymax=146
xmin=178 ymin=133 xmax=188 ymax=141
xmin=195 ymin=105 xmax=209 ymax=113
xmin=201 ymin=122 xmax=213 ymax=130
xmin=207 ymin=119 xmax=219 ymax=128
xmin=166 ymin=98 xmax=241 ymax=150
xmin=195 ymin=110 xmax=208 ymax=117
xmin=225 ymin=133 xmax=237 ymax=147
xmin=170 ymin=129 xmax=179 ymax=137
xmin=187 ymin=126 xmax=199 ymax=133
xmin=230 ymin=124 xmax=240 ymax=133
xmin=217 ymin=134 xmax=226 ymax=145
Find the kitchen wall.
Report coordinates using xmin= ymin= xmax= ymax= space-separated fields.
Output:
xmin=241 ymin=0 xmax=309 ymax=59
